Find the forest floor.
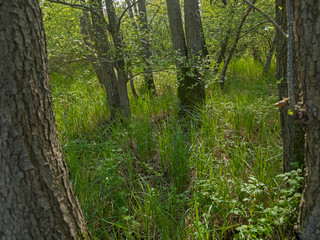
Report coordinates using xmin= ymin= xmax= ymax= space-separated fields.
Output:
xmin=51 ymin=59 xmax=302 ymax=239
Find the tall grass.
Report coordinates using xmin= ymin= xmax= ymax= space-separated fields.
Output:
xmin=51 ymin=59 xmax=302 ymax=239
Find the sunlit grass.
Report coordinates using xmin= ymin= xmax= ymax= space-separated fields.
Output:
xmin=51 ymin=59 xmax=302 ymax=239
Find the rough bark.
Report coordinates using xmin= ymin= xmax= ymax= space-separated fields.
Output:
xmin=0 ymin=0 xmax=88 ymax=239
xmin=138 ymin=0 xmax=156 ymax=94
xmin=89 ymin=0 xmax=128 ymax=119
xmin=275 ymin=0 xmax=304 ymax=172
xmin=184 ymin=0 xmax=205 ymax=106
xmin=293 ymin=1 xmax=320 ymax=239
xmin=184 ymin=0 xmax=204 ymax=59
xmin=105 ymin=0 xmax=131 ymax=118
xmin=166 ymin=0 xmax=205 ymax=111
xmin=165 ymin=0 xmax=188 ymax=60
xmin=166 ymin=0 xmax=188 ymax=109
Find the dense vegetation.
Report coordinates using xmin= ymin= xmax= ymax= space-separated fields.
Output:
xmin=50 ymin=61 xmax=301 ymax=239
xmin=43 ymin=0 xmax=303 ymax=239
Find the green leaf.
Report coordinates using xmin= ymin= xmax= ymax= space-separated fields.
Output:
xmin=290 ymin=161 xmax=299 ymax=168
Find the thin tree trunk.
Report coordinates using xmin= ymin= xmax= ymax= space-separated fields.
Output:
xmin=214 ymin=9 xmax=235 ymax=71
xmin=129 ymin=71 xmax=139 ymax=98
xmin=199 ymin=16 xmax=209 ymax=59
xmin=215 ymin=37 xmax=229 ymax=71
xmin=293 ymin=1 xmax=320 ymax=238
xmin=105 ymin=0 xmax=131 ymax=118
xmin=126 ymin=0 xmax=138 ymax=28
xmin=219 ymin=1 xmax=255 ymax=89
xmin=252 ymin=46 xmax=263 ymax=63
xmin=119 ymin=0 xmax=138 ymax=102
xmin=79 ymin=4 xmax=104 ymax=85
xmin=89 ymin=0 xmax=125 ymax=119
xmin=125 ymin=0 xmax=139 ymax=98
xmin=262 ymin=37 xmax=276 ymax=76
xmin=138 ymin=0 xmax=156 ymax=94
xmin=275 ymin=0 xmax=304 ymax=172
xmin=0 ymin=1 xmax=88 ymax=238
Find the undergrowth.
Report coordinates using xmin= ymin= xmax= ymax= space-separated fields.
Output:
xmin=51 ymin=60 xmax=302 ymax=239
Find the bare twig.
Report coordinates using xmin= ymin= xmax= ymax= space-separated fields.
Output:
xmin=127 ymin=67 xmax=175 ymax=81
xmin=49 ymin=56 xmax=114 ymax=72
xmin=49 ymin=58 xmax=90 ymax=72
xmin=239 ymin=21 xmax=268 ymax=40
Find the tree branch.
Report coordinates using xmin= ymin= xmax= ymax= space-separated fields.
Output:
xmin=117 ymin=0 xmax=142 ymax=32
xmin=46 ymin=0 xmax=90 ymax=11
xmin=148 ymin=3 xmax=160 ymax=27
xmin=242 ymin=0 xmax=287 ymax=38
xmin=127 ymin=67 xmax=175 ymax=81
xmin=239 ymin=21 xmax=268 ymax=40
xmin=46 ymin=0 xmax=106 ymax=19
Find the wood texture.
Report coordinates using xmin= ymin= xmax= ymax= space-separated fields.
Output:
xmin=0 ymin=0 xmax=88 ymax=238
xmin=294 ymin=1 xmax=320 ymax=239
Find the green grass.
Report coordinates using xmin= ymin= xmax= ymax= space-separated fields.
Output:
xmin=51 ymin=59 xmax=302 ymax=239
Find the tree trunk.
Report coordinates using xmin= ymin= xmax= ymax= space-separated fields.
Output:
xmin=199 ymin=16 xmax=209 ymax=59
xmin=89 ymin=0 xmax=126 ymax=119
xmin=105 ymin=0 xmax=131 ymax=118
xmin=214 ymin=8 xmax=235 ymax=71
xmin=184 ymin=0 xmax=204 ymax=59
xmin=138 ymin=0 xmax=156 ymax=94
xmin=184 ymin=0 xmax=205 ymax=106
xmin=215 ymin=36 xmax=229 ymax=71
xmin=126 ymin=0 xmax=138 ymax=28
xmin=129 ymin=71 xmax=139 ymax=99
xmin=165 ymin=0 xmax=188 ymax=60
xmin=166 ymin=0 xmax=188 ymax=109
xmin=125 ymin=0 xmax=140 ymax=98
xmin=0 ymin=1 xmax=88 ymax=239
xmin=262 ymin=37 xmax=275 ymax=76
xmin=293 ymin=1 xmax=320 ymax=239
xmin=166 ymin=0 xmax=205 ymax=111
xmin=79 ymin=4 xmax=104 ymax=86
xmin=275 ymin=0 xmax=304 ymax=172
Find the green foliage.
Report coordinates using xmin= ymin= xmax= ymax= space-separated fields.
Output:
xmin=202 ymin=0 xmax=276 ymax=62
xmin=41 ymin=2 xmax=86 ymax=75
xmin=42 ymin=0 xmax=298 ymax=238
xmin=50 ymin=58 xmax=302 ymax=239
xmin=235 ymin=170 xmax=303 ymax=239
